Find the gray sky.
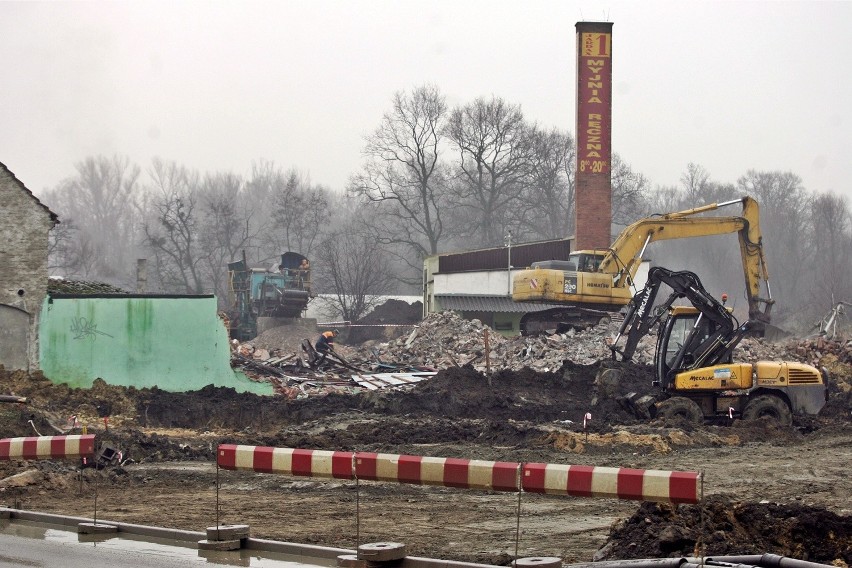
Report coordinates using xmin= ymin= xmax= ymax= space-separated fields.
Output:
xmin=2 ymin=0 xmax=850 ymax=201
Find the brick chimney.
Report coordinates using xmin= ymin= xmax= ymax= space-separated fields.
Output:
xmin=574 ymin=21 xmax=613 ymax=251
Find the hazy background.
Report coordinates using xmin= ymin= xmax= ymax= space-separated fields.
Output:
xmin=2 ymin=0 xmax=850 ymax=198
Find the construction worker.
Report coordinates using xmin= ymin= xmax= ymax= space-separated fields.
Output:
xmin=299 ymin=258 xmax=311 ymax=292
xmin=314 ymin=329 xmax=338 ymax=365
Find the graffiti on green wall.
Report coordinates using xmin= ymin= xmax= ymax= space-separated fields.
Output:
xmin=70 ymin=317 xmax=113 ymax=340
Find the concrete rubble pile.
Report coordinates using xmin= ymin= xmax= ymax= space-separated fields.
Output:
xmin=359 ymin=311 xmax=658 ymax=372
xmin=232 ymin=309 xmax=851 ymax=401
xmin=232 ymin=311 xmax=660 ymax=397
xmin=783 ymin=335 xmax=852 ymax=365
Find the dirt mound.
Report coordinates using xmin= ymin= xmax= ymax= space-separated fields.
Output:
xmin=597 ymin=494 xmax=852 ymax=565
xmin=250 ymin=318 xmax=319 ymax=354
xmin=346 ymin=299 xmax=422 ymax=344
xmin=2 ymin=372 xmax=138 ymax=434
xmin=388 ymin=362 xmax=653 ymax=425
xmin=243 ymin=300 xmax=422 ymax=356
xmin=129 ymin=362 xmax=650 ymax=431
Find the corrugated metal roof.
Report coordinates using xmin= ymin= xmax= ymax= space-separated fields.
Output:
xmin=435 ymin=295 xmax=569 ymax=313
xmin=437 ymin=238 xmax=574 ymax=273
xmin=351 ymin=372 xmax=437 ymax=390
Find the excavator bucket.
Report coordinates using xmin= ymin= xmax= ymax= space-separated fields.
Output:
xmin=617 ymin=392 xmax=657 ymax=419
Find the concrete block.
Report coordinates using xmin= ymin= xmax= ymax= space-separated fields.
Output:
xmin=513 ymin=557 xmax=562 ymax=568
xmin=78 ymin=522 xmax=118 ymax=534
xmin=358 ymin=542 xmax=406 ymax=562
xmin=207 ymin=524 xmax=250 ymax=541
xmin=198 ymin=538 xmax=242 ymax=551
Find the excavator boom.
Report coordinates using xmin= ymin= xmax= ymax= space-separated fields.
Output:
xmin=600 ymin=197 xmax=771 ymax=322
xmin=512 ymin=196 xmax=773 ymax=332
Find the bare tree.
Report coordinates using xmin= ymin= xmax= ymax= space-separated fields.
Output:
xmin=197 ymin=171 xmax=262 ymax=303
xmin=142 ymin=159 xmax=205 ymax=294
xmin=41 ymin=155 xmax=142 ymax=281
xmin=610 ymin=153 xmax=651 ymax=229
xmin=736 ymin=170 xmax=812 ymax=312
xmin=47 ymin=219 xmax=83 ymax=277
xmin=679 ymin=162 xmax=711 ymax=206
xmin=271 ymin=172 xmax=331 ymax=257
xmin=244 ymin=161 xmax=330 ymax=265
xmin=445 ymin=95 xmax=533 ymax=247
xmin=807 ymin=192 xmax=852 ymax=315
xmin=513 ymin=127 xmax=575 ymax=240
xmin=314 ymin=217 xmax=394 ymax=322
xmin=350 ymin=84 xmax=451 ymax=261
xmin=46 ymin=218 xmax=106 ymax=280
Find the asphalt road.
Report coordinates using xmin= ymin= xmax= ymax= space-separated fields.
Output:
xmin=0 ymin=522 xmax=327 ymax=568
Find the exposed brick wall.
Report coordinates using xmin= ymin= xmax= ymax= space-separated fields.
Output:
xmin=0 ymin=164 xmax=56 ymax=370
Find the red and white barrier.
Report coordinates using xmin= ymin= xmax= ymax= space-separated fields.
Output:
xmin=0 ymin=434 xmax=96 ymax=461
xmin=218 ymin=444 xmax=354 ymax=479
xmin=217 ymin=445 xmax=700 ymax=503
xmin=354 ymin=453 xmax=520 ymax=492
xmin=522 ymin=463 xmax=700 ymax=504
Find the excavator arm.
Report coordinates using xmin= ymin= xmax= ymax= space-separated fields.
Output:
xmin=610 ymin=266 xmax=747 ymax=368
xmin=511 ymin=196 xmax=773 ymax=334
xmin=598 ymin=197 xmax=772 ymax=323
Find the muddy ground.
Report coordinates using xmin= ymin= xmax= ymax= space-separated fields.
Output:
xmin=1 ymin=361 xmax=851 ymax=566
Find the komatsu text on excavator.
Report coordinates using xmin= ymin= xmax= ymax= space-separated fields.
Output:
xmin=609 ymin=266 xmax=827 ymax=425
xmin=512 ymin=197 xmax=773 ymax=334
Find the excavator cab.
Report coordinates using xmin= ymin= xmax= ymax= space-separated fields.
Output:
xmin=572 ymin=251 xmax=605 ymax=273
xmin=655 ymin=306 xmax=734 ymax=389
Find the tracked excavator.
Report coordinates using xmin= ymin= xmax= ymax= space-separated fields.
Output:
xmin=609 ymin=266 xmax=827 ymax=425
xmin=512 ymin=197 xmax=773 ymax=335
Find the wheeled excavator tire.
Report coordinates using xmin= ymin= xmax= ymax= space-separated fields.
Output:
xmin=742 ymin=394 xmax=793 ymax=426
xmin=654 ymin=397 xmax=704 ymax=424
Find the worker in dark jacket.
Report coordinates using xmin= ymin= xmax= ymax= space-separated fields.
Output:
xmin=315 ymin=329 xmax=338 ymax=365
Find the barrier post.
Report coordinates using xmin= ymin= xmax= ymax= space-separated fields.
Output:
xmin=216 ymin=444 xmax=702 ymax=560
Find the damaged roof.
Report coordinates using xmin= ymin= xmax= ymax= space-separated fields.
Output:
xmin=48 ymin=277 xmax=129 ymax=295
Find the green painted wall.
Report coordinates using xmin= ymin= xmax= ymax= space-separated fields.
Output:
xmin=39 ymin=296 xmax=271 ymax=395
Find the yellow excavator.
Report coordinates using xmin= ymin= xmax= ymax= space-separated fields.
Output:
xmin=511 ymin=196 xmax=773 ymax=334
xmin=610 ymin=266 xmax=827 ymax=425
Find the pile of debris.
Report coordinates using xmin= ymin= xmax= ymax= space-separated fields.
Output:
xmin=783 ymin=335 xmax=852 ymax=366
xmin=231 ymin=310 xmax=852 ymax=417
xmin=345 ymin=299 xmax=423 ymax=344
xmin=233 ymin=331 xmax=436 ymax=399
xmin=596 ymin=494 xmax=851 ymax=563
xmin=247 ymin=318 xmax=320 ymax=355
xmin=231 ymin=312 xmax=658 ymax=398
xmin=359 ymin=311 xmax=657 ymax=371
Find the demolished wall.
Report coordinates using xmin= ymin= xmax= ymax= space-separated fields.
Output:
xmin=39 ymin=294 xmax=271 ymax=394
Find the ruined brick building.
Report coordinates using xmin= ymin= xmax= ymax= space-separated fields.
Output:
xmin=0 ymin=162 xmax=58 ymax=371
